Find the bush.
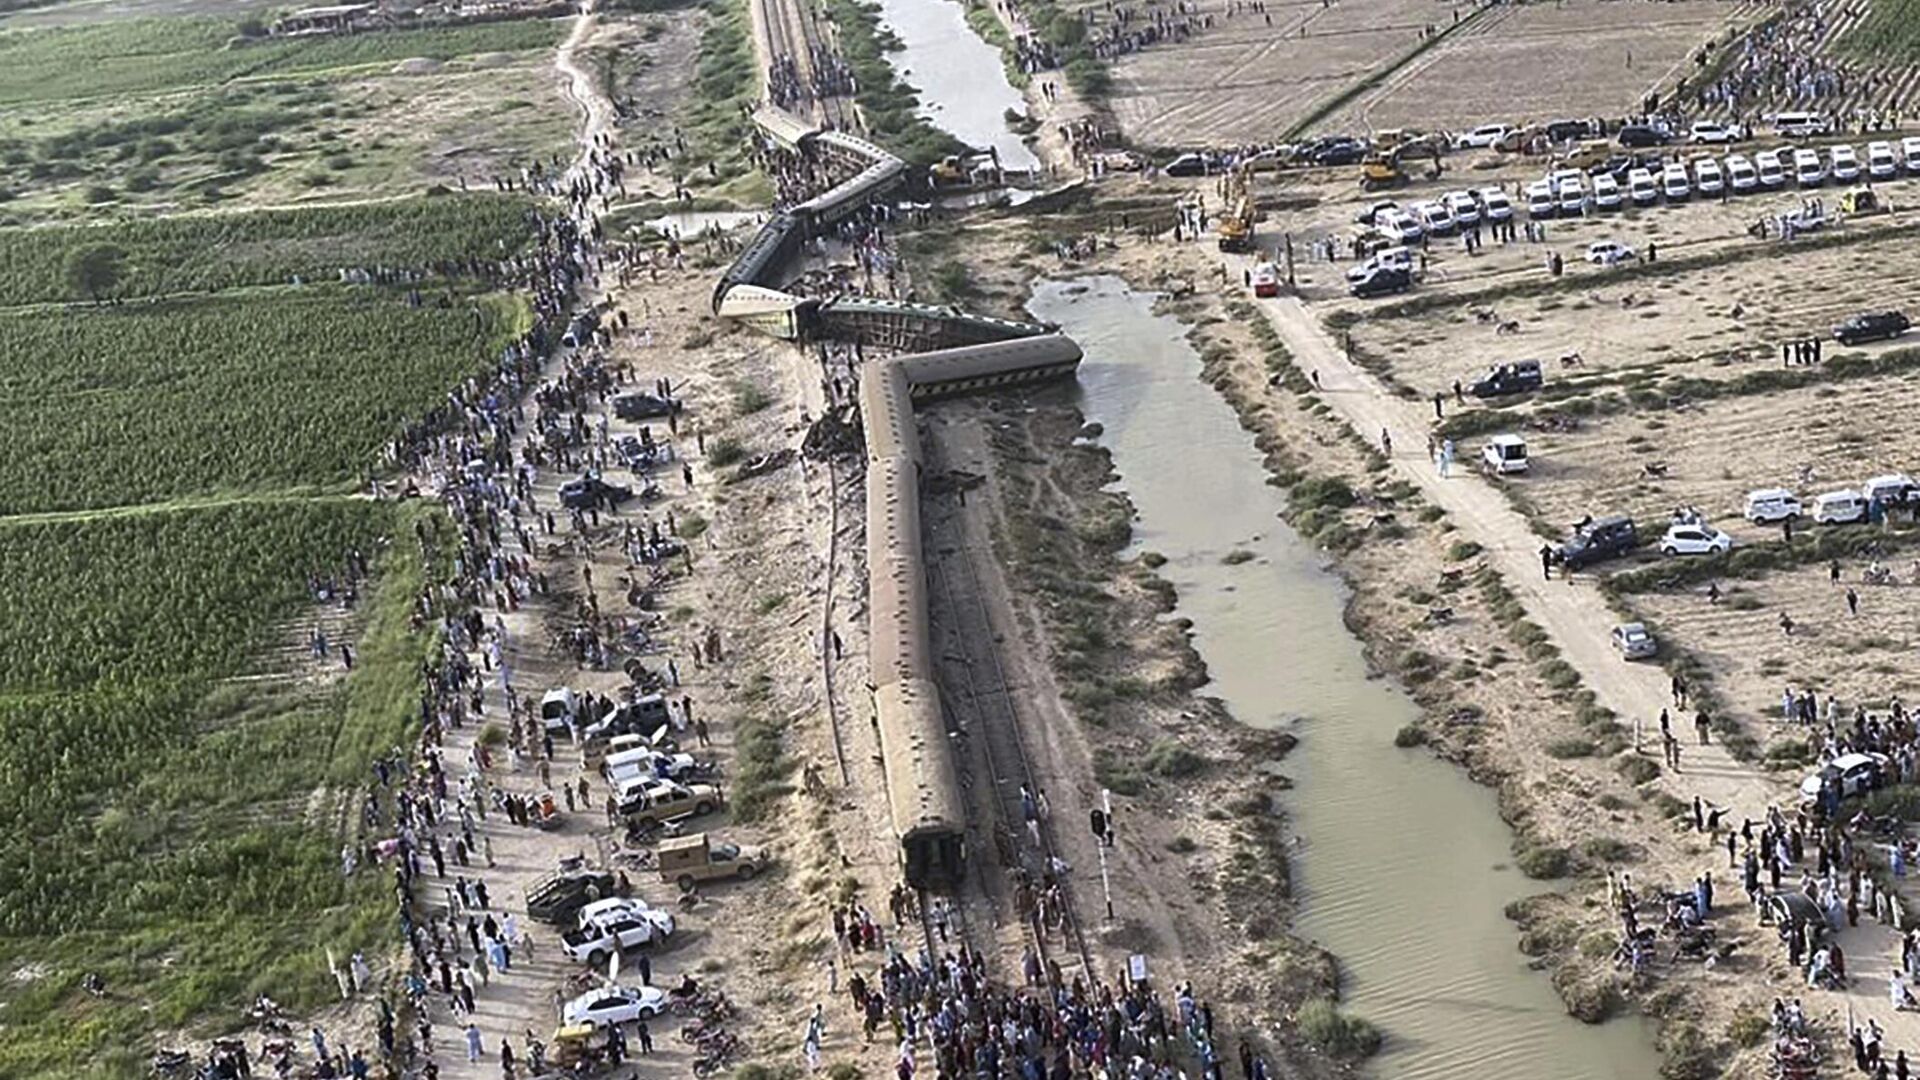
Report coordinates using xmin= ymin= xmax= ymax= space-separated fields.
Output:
xmin=1616 ymin=756 xmax=1661 ymax=784
xmin=1165 ymin=835 xmax=1198 ymax=854
xmin=1144 ymin=740 xmax=1208 ymax=778
xmin=1393 ymin=724 xmax=1427 ymax=748
xmin=707 ymin=436 xmax=746 ymax=467
xmin=478 ymin=721 xmax=506 ymax=747
xmin=1581 ymin=836 xmax=1634 ymax=863
xmin=1545 ymin=738 xmax=1596 ymax=759
xmin=1727 ymin=1012 xmax=1770 ymax=1049
xmin=1447 ymin=540 xmax=1483 ymax=561
xmin=1552 ymin=965 xmax=1622 ymax=1023
xmin=1295 ymin=999 xmax=1380 ymax=1059
xmin=1516 ymin=845 xmax=1570 ymax=879
xmin=729 ymin=378 xmax=772 ymax=415
xmin=1222 ymin=549 xmax=1255 ymax=565
xmin=1657 ymin=1022 xmax=1719 ymax=1080
xmin=1865 ymin=784 xmax=1920 ymax=820
xmin=1291 ymin=476 xmax=1356 ymax=511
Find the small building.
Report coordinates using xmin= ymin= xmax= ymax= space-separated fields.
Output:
xmin=272 ymin=3 xmax=377 ymax=35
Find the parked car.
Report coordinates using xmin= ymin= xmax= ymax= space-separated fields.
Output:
xmin=1251 ymin=261 xmax=1281 ymax=298
xmin=605 ymin=745 xmax=701 ymax=785
xmin=1546 ymin=118 xmax=1596 ymax=144
xmin=1378 ymin=209 xmax=1425 ymax=244
xmin=1812 ymin=489 xmax=1869 ymax=524
xmin=560 ymin=903 xmax=675 ymax=967
xmin=1660 ymin=162 xmax=1691 ymax=201
xmin=1455 ymin=123 xmax=1514 ymax=149
xmin=1558 ymin=515 xmax=1638 ymax=569
xmin=1445 ymin=190 xmax=1482 ymax=228
xmin=618 ymin=778 xmax=724 ymax=826
xmin=560 ymin=474 xmax=633 ymax=511
xmin=1348 ymin=264 xmax=1412 ymax=299
xmin=1861 ymin=473 xmax=1918 ymax=507
xmin=1693 ymin=156 xmax=1726 ymax=196
xmin=612 ymin=392 xmax=678 ymax=420
xmin=1618 ymin=124 xmax=1670 ymax=148
xmin=1591 ymin=172 xmax=1623 ymax=211
xmin=1743 ymin=488 xmax=1802 ymax=523
xmin=1868 ymin=141 xmax=1898 ymax=179
xmin=1724 ymin=154 xmax=1757 ymax=192
xmin=1481 ymin=434 xmax=1530 ymax=474
xmin=1586 ymin=240 xmax=1635 ymax=265
xmin=1556 ymin=176 xmax=1587 ymax=215
xmin=658 ymin=832 xmax=770 ymax=893
xmin=1793 ymin=147 xmax=1826 ymax=186
xmin=1346 ymin=246 xmax=1413 ymax=283
xmin=1469 ymin=359 xmax=1543 ymax=397
xmin=1772 ymin=111 xmax=1833 ymax=137
xmin=1755 ymin=148 xmax=1788 ymax=188
xmin=1354 ymin=199 xmax=1400 ymax=225
xmin=1525 ymin=180 xmax=1556 ymax=218
xmin=1312 ymin=140 xmax=1368 ymax=166
xmin=1611 ymin=622 xmax=1658 ymax=660
xmin=1479 ymin=189 xmax=1514 ymax=221
xmin=1414 ymin=200 xmax=1456 ymax=236
xmin=1833 ymin=310 xmax=1910 ymax=345
xmin=1690 ymin=120 xmax=1739 ymax=144
xmin=526 ymin=868 xmax=621 ymax=924
xmin=1830 ymin=144 xmax=1862 ymax=182
xmin=1627 ymin=167 xmax=1660 ymax=206
xmin=541 ymin=688 xmax=580 ymax=734
xmin=1165 ymin=152 xmax=1212 ymax=177
xmin=581 ymin=695 xmax=673 ymax=743
xmin=563 ymin=985 xmax=670 ymax=1028
xmin=1660 ymin=522 xmax=1733 ymax=555
xmin=1904 ymin=136 xmax=1920 ymax=174
xmin=1799 ymin=752 xmax=1890 ymax=806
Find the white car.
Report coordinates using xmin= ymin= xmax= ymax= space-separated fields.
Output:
xmin=1586 ymin=240 xmax=1635 ymax=265
xmin=1591 ymin=172 xmax=1623 ymax=210
xmin=1556 ymin=176 xmax=1587 ymax=215
xmin=1479 ymin=189 xmax=1514 ymax=222
xmin=1861 ymin=473 xmax=1916 ymax=506
xmin=564 ymin=984 xmax=670 ymax=1028
xmin=1379 ymin=209 xmax=1425 ymax=244
xmin=1456 ymin=123 xmax=1513 ymax=149
xmin=604 ymin=745 xmax=699 ymax=784
xmin=1415 ymin=200 xmax=1456 ymax=235
xmin=1693 ymin=157 xmax=1725 ymax=196
xmin=1525 ymin=180 xmax=1556 ymax=218
xmin=1627 ymin=167 xmax=1659 ymax=206
xmin=1690 ymin=120 xmax=1739 ymax=144
xmin=1755 ymin=148 xmax=1787 ymax=188
xmin=1799 ymin=752 xmax=1890 ymax=804
xmin=1868 ymin=141 xmax=1898 ymax=180
xmin=1725 ymin=154 xmax=1758 ymax=192
xmin=575 ymin=897 xmax=671 ymax=928
xmin=541 ymin=688 xmax=579 ymax=734
xmin=1773 ymin=111 xmax=1832 ymax=137
xmin=1660 ymin=522 xmax=1732 ymax=555
xmin=561 ymin=904 xmax=676 ymax=966
xmin=1794 ymin=147 xmax=1826 ymax=186
xmin=1346 ymin=245 xmax=1414 ymax=282
xmin=1743 ymin=488 xmax=1802 ymax=523
xmin=1482 ymin=434 xmax=1529 ymax=474
xmin=1813 ymin=489 xmax=1868 ymax=524
xmin=1661 ymin=162 xmax=1691 ymax=201
xmin=1446 ymin=190 xmax=1482 ymax=228
xmin=1904 ymin=136 xmax=1920 ymax=175
xmin=1830 ymin=144 xmax=1862 ymax=182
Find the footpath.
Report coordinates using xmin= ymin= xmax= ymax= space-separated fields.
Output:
xmin=1253 ymin=290 xmax=1920 ymax=1049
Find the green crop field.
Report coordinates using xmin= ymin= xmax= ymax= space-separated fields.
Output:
xmin=0 ymin=193 xmax=533 ymax=303
xmin=0 ymin=286 xmax=528 ymax=515
xmin=0 ymin=16 xmax=565 ymax=105
xmin=0 ymin=497 xmax=446 ymax=1075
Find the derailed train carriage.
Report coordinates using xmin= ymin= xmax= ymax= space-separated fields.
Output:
xmin=718 ymin=106 xmax=1081 ymax=890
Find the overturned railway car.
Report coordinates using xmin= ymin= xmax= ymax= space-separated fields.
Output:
xmin=719 ymin=107 xmax=1081 ymax=890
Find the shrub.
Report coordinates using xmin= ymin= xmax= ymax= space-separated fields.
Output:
xmin=1581 ymin=836 xmax=1634 ymax=863
xmin=1394 ymin=724 xmax=1427 ymax=748
xmin=1545 ymin=738 xmax=1596 ymax=759
xmin=1865 ymin=784 xmax=1920 ymax=820
xmin=707 ymin=436 xmax=746 ymax=467
xmin=1616 ymin=756 xmax=1661 ymax=784
xmin=1517 ymin=845 xmax=1570 ymax=879
xmin=1552 ymin=965 xmax=1621 ymax=1023
xmin=1165 ymin=836 xmax=1198 ymax=854
xmin=729 ymin=378 xmax=772 ymax=415
xmin=1290 ymin=476 xmax=1356 ymax=511
xmin=1144 ymin=740 xmax=1208 ymax=778
xmin=1447 ymin=540 xmax=1483 ymax=561
xmin=1295 ymin=999 xmax=1380 ymax=1059
xmin=478 ymin=722 xmax=506 ymax=747
xmin=1727 ymin=1012 xmax=1770 ymax=1048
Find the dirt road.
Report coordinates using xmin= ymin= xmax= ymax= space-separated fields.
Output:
xmin=1253 ymin=286 xmax=1920 ymax=1049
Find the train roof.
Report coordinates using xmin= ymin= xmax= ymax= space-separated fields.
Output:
xmin=872 ymin=678 xmax=964 ymax=834
xmin=895 ymin=334 xmax=1084 ymax=388
xmin=751 ymin=105 xmax=820 ymax=152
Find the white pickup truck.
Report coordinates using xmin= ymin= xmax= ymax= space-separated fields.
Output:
xmin=560 ymin=900 xmax=675 ymax=967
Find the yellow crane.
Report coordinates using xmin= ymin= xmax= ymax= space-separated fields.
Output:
xmin=1215 ymin=163 xmax=1258 ymax=252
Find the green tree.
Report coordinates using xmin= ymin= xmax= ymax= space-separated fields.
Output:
xmin=64 ymin=243 xmax=125 ymax=303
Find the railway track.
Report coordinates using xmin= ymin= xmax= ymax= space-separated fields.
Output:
xmin=754 ymin=0 xmax=852 ymax=130
xmin=927 ymin=532 xmax=1098 ymax=985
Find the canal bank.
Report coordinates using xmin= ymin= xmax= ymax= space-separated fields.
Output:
xmin=1027 ymin=275 xmax=1661 ymax=1079
xmin=866 ymin=0 xmax=1040 ymax=172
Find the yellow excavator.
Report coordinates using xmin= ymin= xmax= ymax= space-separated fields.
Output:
xmin=1216 ymin=163 xmax=1258 ymax=252
xmin=1359 ymin=136 xmax=1445 ymax=191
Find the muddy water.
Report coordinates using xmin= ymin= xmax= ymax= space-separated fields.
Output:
xmin=869 ymin=0 xmax=1040 ymax=172
xmin=1027 ymin=276 xmax=1660 ymax=1079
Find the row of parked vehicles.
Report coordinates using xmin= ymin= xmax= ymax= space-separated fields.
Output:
xmin=1523 ymin=138 xmax=1920 ymax=218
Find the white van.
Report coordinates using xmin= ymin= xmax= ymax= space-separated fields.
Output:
xmin=1813 ymin=490 xmax=1868 ymax=524
xmin=1773 ymin=111 xmax=1833 ymax=137
xmin=1904 ymin=136 xmax=1920 ymax=175
xmin=541 ymin=687 xmax=580 ymax=733
xmin=1830 ymin=145 xmax=1862 ymax=182
xmin=1416 ymin=200 xmax=1456 ymax=235
xmin=1743 ymin=488 xmax=1802 ymax=523
xmin=1661 ymin=162 xmax=1691 ymax=201
xmin=1861 ymin=473 xmax=1916 ymax=506
xmin=1725 ymin=154 xmax=1758 ymax=192
xmin=1794 ymin=147 xmax=1826 ymax=186
xmin=1446 ymin=190 xmax=1482 ymax=228
xmin=1627 ymin=167 xmax=1659 ymax=206
xmin=1591 ymin=172 xmax=1623 ymax=210
xmin=1525 ymin=180 xmax=1556 ymax=218
xmin=1482 ymin=434 xmax=1530 ymax=474
xmin=1868 ymin=141 xmax=1897 ymax=180
xmin=1479 ymin=189 xmax=1514 ymax=222
xmin=1694 ymin=157 xmax=1726 ymax=196
xmin=1756 ymin=149 xmax=1788 ymax=188
xmin=1556 ymin=175 xmax=1587 ymax=215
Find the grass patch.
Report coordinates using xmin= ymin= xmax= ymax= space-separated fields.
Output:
xmin=1295 ymin=999 xmax=1380 ymax=1060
